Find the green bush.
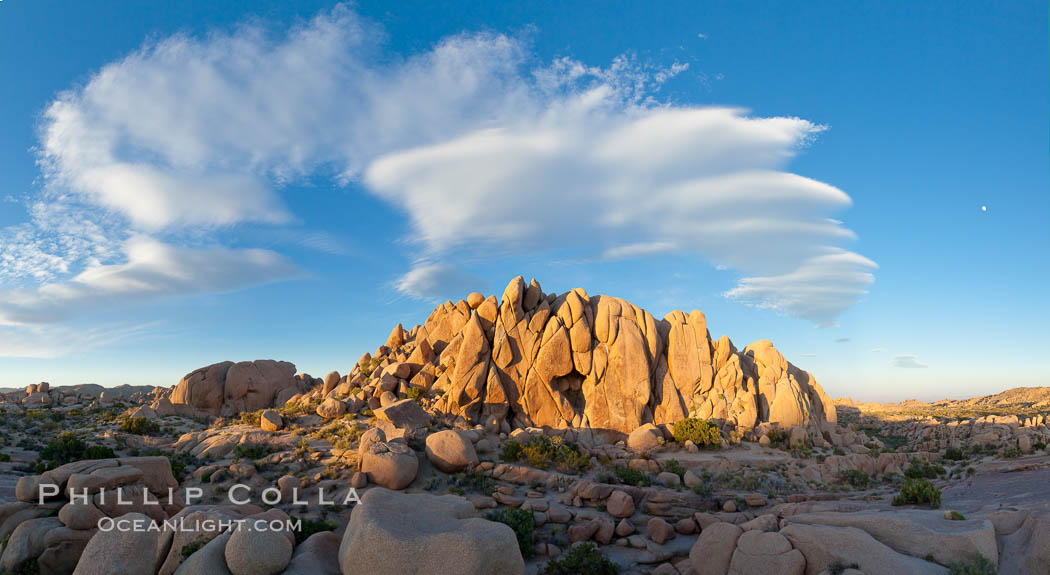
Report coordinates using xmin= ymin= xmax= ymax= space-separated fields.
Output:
xmin=765 ymin=428 xmax=788 ymax=446
xmin=893 ymin=478 xmax=941 ymax=508
xmin=661 ymin=459 xmax=686 ymax=478
xmin=180 ymin=537 xmax=210 ymax=558
xmin=613 ymin=465 xmax=651 ymax=487
xmin=487 ymin=507 xmax=535 ymax=558
xmin=943 ymin=447 xmax=965 ymax=461
xmin=540 ymin=542 xmax=619 ymax=575
xmin=293 ymin=518 xmax=336 ymax=546
xmin=236 ymin=410 xmax=263 ymax=426
xmin=947 ymin=510 xmax=966 ymax=520
xmin=39 ymin=433 xmax=115 ymax=467
xmin=233 ymin=444 xmax=272 ymax=460
xmin=0 ymin=453 xmax=11 ymax=463
xmin=904 ymin=460 xmax=945 ymax=479
xmin=503 ymin=436 xmax=591 ymax=475
xmin=118 ymin=417 xmax=161 ymax=436
xmin=947 ymin=554 xmax=996 ymax=575
xmin=841 ymin=469 xmax=870 ymax=488
xmin=84 ymin=445 xmax=117 ymax=460
xmin=500 ymin=440 xmax=524 ymax=462
xmin=404 ymin=387 xmax=425 ymax=402
xmin=672 ymin=418 xmax=721 ymax=447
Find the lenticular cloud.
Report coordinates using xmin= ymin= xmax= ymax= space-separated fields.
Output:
xmin=5 ymin=3 xmax=875 ymax=330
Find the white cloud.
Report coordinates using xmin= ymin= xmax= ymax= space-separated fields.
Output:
xmin=0 ymin=3 xmax=877 ymax=356
xmin=723 ymin=251 xmax=877 ymax=325
xmin=870 ymin=347 xmax=887 ymax=353
xmin=395 ymin=262 xmax=483 ymax=301
xmin=0 ymin=237 xmax=299 ymax=326
xmin=0 ymin=323 xmax=160 ymax=359
xmin=891 ymin=355 xmax=928 ymax=369
xmin=602 ymin=242 xmax=677 ymax=260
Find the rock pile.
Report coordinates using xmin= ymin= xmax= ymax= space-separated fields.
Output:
xmin=283 ymin=276 xmax=835 ymax=436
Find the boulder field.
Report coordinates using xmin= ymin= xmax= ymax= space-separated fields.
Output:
xmin=167 ymin=276 xmax=836 ymax=437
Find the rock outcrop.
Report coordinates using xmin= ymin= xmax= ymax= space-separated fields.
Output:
xmin=357 ymin=276 xmax=836 ymax=435
xmin=337 ymin=488 xmax=524 ymax=575
xmin=170 ymin=360 xmax=305 ymax=416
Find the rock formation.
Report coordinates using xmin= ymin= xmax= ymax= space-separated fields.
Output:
xmin=169 ymin=360 xmax=309 ymax=416
xmin=362 ymin=276 xmax=835 ymax=435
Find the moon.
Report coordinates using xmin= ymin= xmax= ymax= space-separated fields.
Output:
xmin=980 ymin=205 xmax=988 ymax=212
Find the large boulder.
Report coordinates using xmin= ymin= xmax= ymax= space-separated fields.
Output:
xmin=690 ymin=522 xmax=742 ymax=575
xmin=338 ymin=488 xmax=524 ymax=575
xmin=174 ymin=531 xmax=232 ymax=575
xmin=224 ymin=517 xmax=293 ymax=575
xmin=170 ymin=360 xmax=298 ymax=416
xmin=784 ymin=509 xmax=997 ymax=567
xmin=728 ymin=530 xmax=805 ymax=575
xmin=0 ymin=516 xmax=62 ymax=573
xmin=282 ymin=531 xmax=341 ymax=575
xmin=424 ymin=430 xmax=479 ymax=473
xmin=997 ymin=510 xmax=1050 ymax=575
xmin=781 ymin=523 xmax=948 ymax=575
xmin=360 ymin=441 xmax=418 ymax=490
xmin=73 ymin=513 xmax=167 ymax=575
xmin=374 ymin=399 xmax=431 ymax=430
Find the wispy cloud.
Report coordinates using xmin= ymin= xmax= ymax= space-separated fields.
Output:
xmin=394 ymin=262 xmax=483 ymax=301
xmin=891 ymin=355 xmax=928 ymax=369
xmin=0 ymin=237 xmax=299 ymax=326
xmin=834 ymin=337 xmax=851 ymax=343
xmin=870 ymin=347 xmax=887 ymax=353
xmin=0 ymin=4 xmax=876 ymax=356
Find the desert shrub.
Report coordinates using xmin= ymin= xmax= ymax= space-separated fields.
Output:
xmin=765 ymin=428 xmax=788 ymax=446
xmin=293 ymin=518 xmax=336 ymax=546
xmin=84 ymin=445 xmax=117 ymax=460
xmin=672 ymin=418 xmax=721 ymax=447
xmin=1032 ymin=441 xmax=1047 ymax=451
xmin=841 ymin=469 xmax=870 ymax=488
xmin=0 ymin=453 xmax=10 ymax=462
xmin=404 ymin=387 xmax=425 ymax=402
xmin=943 ymin=447 xmax=965 ymax=461
xmin=118 ymin=417 xmax=160 ymax=436
xmin=947 ymin=554 xmax=996 ymax=575
xmin=486 ymin=507 xmax=535 ymax=558
xmin=947 ymin=510 xmax=966 ymax=520
xmin=893 ymin=478 xmax=941 ymax=508
xmin=180 ymin=537 xmax=210 ymax=558
xmin=540 ymin=542 xmax=618 ymax=575
xmin=904 ymin=460 xmax=945 ymax=479
xmin=1002 ymin=446 xmax=1022 ymax=458
xmin=504 ymin=436 xmax=591 ymax=474
xmin=661 ymin=458 xmax=686 ymax=478
xmin=450 ymin=471 xmax=495 ymax=493
xmin=613 ymin=465 xmax=651 ymax=487
xmin=500 ymin=440 xmax=524 ymax=462
xmin=236 ymin=410 xmax=263 ymax=426
xmin=790 ymin=441 xmax=812 ymax=459
xmin=39 ymin=433 xmax=114 ymax=467
xmin=233 ymin=444 xmax=272 ymax=460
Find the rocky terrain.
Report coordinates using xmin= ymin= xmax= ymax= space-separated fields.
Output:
xmin=0 ymin=277 xmax=1045 ymax=574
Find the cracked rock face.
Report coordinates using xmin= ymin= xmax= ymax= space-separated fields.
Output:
xmin=412 ymin=276 xmax=834 ymax=435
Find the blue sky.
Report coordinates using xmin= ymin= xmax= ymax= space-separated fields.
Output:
xmin=0 ymin=1 xmax=1046 ymax=400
